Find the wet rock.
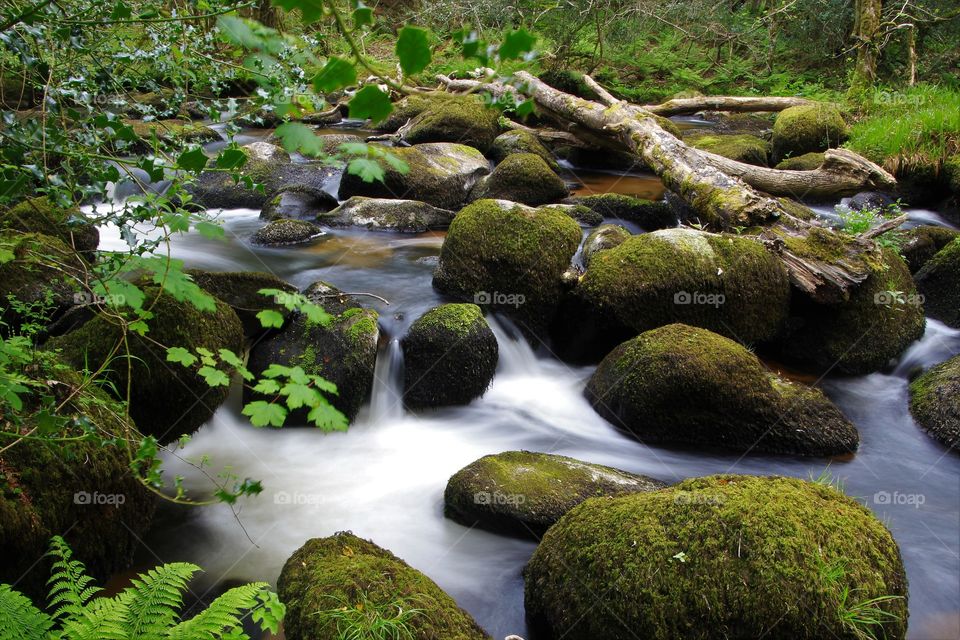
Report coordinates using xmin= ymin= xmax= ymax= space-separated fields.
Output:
xmin=260 ymin=185 xmax=339 ymax=221
xmin=0 ymin=196 xmax=98 ymax=256
xmin=319 ymin=196 xmax=455 ymax=232
xmin=774 ymin=151 xmax=825 ymax=170
xmin=489 ymin=129 xmax=559 ymax=170
xmin=564 ymin=193 xmax=677 ymax=230
xmin=186 ymin=269 xmax=297 ymax=339
xmin=909 ymin=353 xmax=960 ymax=450
xmin=848 ymin=190 xmax=896 ymax=211
xmin=686 ymin=133 xmax=770 ymax=166
xmin=900 ymin=225 xmax=959 ymax=273
xmin=581 ymin=224 xmax=630 ymax=267
xmin=914 ymin=237 xmax=960 ymax=328
xmin=402 ymin=94 xmax=501 ymax=153
xmin=771 ymin=103 xmax=847 ymax=163
xmin=468 ymin=153 xmax=568 ymax=206
xmin=251 ymin=219 xmax=324 ymax=246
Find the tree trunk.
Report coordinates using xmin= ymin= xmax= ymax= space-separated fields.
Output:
xmin=642 ymin=95 xmax=814 ymax=116
xmin=852 ymin=0 xmax=883 ymax=91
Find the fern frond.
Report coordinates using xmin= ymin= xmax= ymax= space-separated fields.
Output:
xmin=117 ymin=562 xmax=199 ymax=639
xmin=59 ymin=596 xmax=130 ymax=640
xmin=168 ymin=583 xmax=269 ymax=640
xmin=45 ymin=536 xmax=100 ymax=619
xmin=0 ymin=584 xmax=53 ymax=640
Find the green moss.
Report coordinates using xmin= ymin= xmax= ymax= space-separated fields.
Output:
xmin=526 ymin=474 xmax=907 ymax=640
xmin=775 ymin=151 xmax=825 ymax=170
xmin=444 ymin=451 xmax=665 ymax=538
xmin=586 ymin=323 xmax=858 ymax=455
xmin=277 ymin=532 xmax=490 ymax=640
xmin=772 ymin=103 xmax=848 ymax=162
xmin=1 ymin=197 xmax=98 ymax=255
xmin=489 ymin=130 xmax=558 ymax=169
xmin=914 ymin=236 xmax=960 ymax=328
xmin=900 ymin=225 xmax=960 ymax=273
xmin=686 ymin=133 xmax=770 ymax=166
xmin=250 ymin=218 xmax=323 ymax=245
xmin=946 ymin=156 xmax=960 ymax=196
xmin=567 ymin=194 xmax=677 ymax=230
xmin=909 ymin=354 xmax=960 ymax=449
xmin=582 ymin=224 xmax=630 ymax=266
xmin=469 ymin=153 xmax=568 ymax=206
xmin=433 ymin=199 xmax=582 ymax=335
xmin=123 ymin=118 xmax=219 ymax=149
xmin=403 ymin=94 xmax=501 ymax=152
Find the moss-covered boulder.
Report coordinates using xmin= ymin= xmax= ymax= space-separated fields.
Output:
xmin=778 ymin=248 xmax=926 ymax=373
xmin=433 ymin=199 xmax=582 ymax=335
xmin=339 ymin=143 xmax=489 ymax=210
xmin=774 ymin=151 xmax=825 ymax=170
xmin=444 ymin=451 xmax=665 ymax=538
xmin=909 ymin=355 xmax=960 ymax=450
xmin=402 ymin=94 xmax=500 ymax=152
xmin=489 ymin=130 xmax=559 ymax=170
xmin=565 ymin=193 xmax=677 ymax=230
xmin=277 ymin=532 xmax=490 ymax=640
xmin=914 ymin=237 xmax=960 ymax=328
xmin=401 ymin=304 xmax=498 ymax=408
xmin=260 ymin=185 xmax=338 ymax=221
xmin=566 ymin=229 xmax=790 ymax=357
xmin=46 ymin=288 xmax=243 ymax=443
xmin=686 ymin=133 xmax=770 ymax=166
xmin=0 ymin=231 xmax=86 ymax=335
xmin=582 ymin=224 xmax=630 ymax=267
xmin=186 ymin=269 xmax=297 ymax=339
xmin=1 ymin=197 xmax=98 ymax=255
xmin=771 ymin=103 xmax=847 ymax=163
xmin=123 ymin=118 xmax=219 ymax=152
xmin=525 ymin=474 xmax=907 ymax=640
xmin=900 ymin=225 xmax=959 ymax=273
xmin=0 ymin=356 xmax=156 ymax=601
xmin=250 ymin=219 xmax=324 ymax=246
xmin=586 ymin=324 xmax=858 ymax=455
xmin=245 ymin=281 xmax=378 ymax=423
xmin=319 ymin=197 xmax=455 ymax=232
xmin=468 ymin=153 xmax=568 ymax=206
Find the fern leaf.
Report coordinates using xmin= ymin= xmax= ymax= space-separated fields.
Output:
xmin=168 ymin=583 xmax=269 ymax=640
xmin=118 ymin=562 xmax=199 ymax=639
xmin=0 ymin=584 xmax=54 ymax=640
xmin=59 ymin=596 xmax=130 ymax=640
xmin=45 ymin=536 xmax=100 ymax=619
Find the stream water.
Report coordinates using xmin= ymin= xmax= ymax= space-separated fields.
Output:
xmin=92 ymin=142 xmax=960 ymax=639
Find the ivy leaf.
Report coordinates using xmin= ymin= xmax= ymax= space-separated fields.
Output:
xmin=166 ymin=347 xmax=197 ymax=368
xmin=313 ymin=57 xmax=357 ymax=93
xmin=272 ymin=122 xmax=324 ymax=157
xmin=257 ymin=309 xmax=285 ymax=328
xmin=396 ymin=26 xmax=432 ymax=76
xmin=176 ymin=147 xmax=208 ymax=173
xmin=218 ymin=349 xmax=244 ymax=369
xmin=348 ymin=86 xmax=393 ymax=123
xmin=308 ymin=402 xmax=349 ymax=431
xmin=347 ymin=158 xmax=384 ymax=183
xmin=215 ymin=147 xmax=247 ymax=170
xmin=253 ymin=379 xmax=281 ymax=395
xmin=280 ymin=383 xmax=318 ymax=409
xmin=242 ymin=401 xmax=287 ymax=427
xmin=198 ymin=366 xmax=231 ymax=387
xmin=499 ymin=28 xmax=536 ymax=60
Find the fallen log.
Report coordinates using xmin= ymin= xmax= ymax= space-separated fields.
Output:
xmin=643 ymin=95 xmax=815 ymax=116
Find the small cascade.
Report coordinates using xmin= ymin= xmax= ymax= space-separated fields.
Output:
xmin=893 ymin=319 xmax=960 ymax=377
xmin=368 ymin=338 xmax=405 ymax=423
xmin=486 ymin=314 xmax=540 ymax=377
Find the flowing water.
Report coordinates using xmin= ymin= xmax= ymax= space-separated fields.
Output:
xmin=92 ymin=158 xmax=960 ymax=639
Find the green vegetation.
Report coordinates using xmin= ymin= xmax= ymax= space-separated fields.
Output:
xmin=909 ymin=353 xmax=960 ymax=449
xmin=315 ymin=593 xmax=423 ymax=640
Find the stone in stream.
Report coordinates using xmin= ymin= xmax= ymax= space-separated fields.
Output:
xmin=444 ymin=451 xmax=666 ymax=538
xmin=250 ymin=218 xmax=325 ymax=246
xmin=46 ymin=287 xmax=244 ymax=444
xmin=0 ymin=356 xmax=156 ymax=602
xmin=260 ymin=185 xmax=339 ymax=221
xmin=0 ymin=196 xmax=99 ymax=256
xmin=585 ymin=323 xmax=859 ymax=456
xmin=468 ymin=153 xmax=569 ymax=207
xmin=338 ymin=142 xmax=490 ymax=210
xmin=900 ymin=225 xmax=959 ymax=273
xmin=581 ymin=223 xmax=631 ymax=267
xmin=564 ymin=193 xmax=678 ymax=230
xmin=776 ymin=248 xmax=926 ymax=374
xmin=401 ymin=303 xmax=498 ymax=409
xmin=277 ymin=532 xmax=491 ymax=640
xmin=774 ymin=151 xmax=825 ymax=170
xmin=489 ymin=129 xmax=559 ymax=170
xmin=525 ymin=474 xmax=907 ymax=640
xmin=186 ymin=269 xmax=297 ymax=340
xmin=555 ymin=228 xmax=790 ymax=361
xmin=401 ymin=93 xmax=501 ymax=153
xmin=319 ymin=196 xmax=455 ymax=232
xmin=432 ymin=199 xmax=582 ymax=338
xmin=848 ymin=190 xmax=896 ymax=211
xmin=771 ymin=103 xmax=848 ymax=163
xmin=909 ymin=353 xmax=960 ymax=450
xmin=685 ymin=132 xmax=770 ymax=166
xmin=245 ymin=281 xmax=379 ymax=424
xmin=914 ymin=237 xmax=960 ymax=328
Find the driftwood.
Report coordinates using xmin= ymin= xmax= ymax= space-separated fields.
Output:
xmin=437 ymin=71 xmax=896 ymax=304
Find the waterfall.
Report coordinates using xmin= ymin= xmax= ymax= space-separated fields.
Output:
xmin=486 ymin=314 xmax=540 ymax=377
xmin=368 ymin=338 xmax=405 ymax=423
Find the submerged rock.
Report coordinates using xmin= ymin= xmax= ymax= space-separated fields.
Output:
xmin=586 ymin=324 xmax=859 ymax=455
xmin=914 ymin=237 xmax=960 ymax=328
xmin=338 ymin=143 xmax=489 ymax=210
xmin=444 ymin=451 xmax=665 ymax=538
xmin=909 ymin=354 xmax=960 ymax=450
xmin=469 ymin=153 xmax=568 ymax=206
xmin=277 ymin=532 xmax=490 ymax=640
xmin=186 ymin=269 xmax=297 ymax=339
xmin=1 ymin=196 xmax=98 ymax=255
xmin=564 ymin=193 xmax=677 ymax=230
xmin=320 ymin=196 xmax=455 ymax=232
xmin=686 ymin=133 xmax=770 ymax=166
xmin=525 ymin=474 xmax=907 ymax=640
xmin=771 ymin=103 xmax=847 ymax=163
xmin=900 ymin=225 xmax=959 ymax=273
xmin=433 ymin=199 xmax=582 ymax=336
xmin=245 ymin=281 xmax=378 ymax=423
xmin=402 ymin=94 xmax=500 ymax=153
xmin=260 ymin=185 xmax=338 ymax=221
xmin=581 ymin=223 xmax=630 ymax=267
xmin=489 ymin=129 xmax=559 ymax=170
xmin=401 ymin=303 xmax=498 ymax=408
xmin=251 ymin=219 xmax=324 ymax=246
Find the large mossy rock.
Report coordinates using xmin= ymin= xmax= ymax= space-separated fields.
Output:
xmin=777 ymin=248 xmax=926 ymax=373
xmin=468 ymin=153 xmax=568 ymax=206
xmin=46 ymin=288 xmax=243 ymax=443
xmin=401 ymin=303 xmax=498 ymax=409
xmin=245 ymin=281 xmax=378 ymax=423
xmin=565 ymin=193 xmax=677 ymax=230
xmin=432 ymin=199 xmax=582 ymax=335
xmin=444 ymin=451 xmax=665 ymax=538
xmin=0 ymin=358 xmax=156 ymax=600
xmin=525 ymin=474 xmax=907 ymax=640
xmin=566 ymin=229 xmax=790 ymax=357
xmin=489 ymin=130 xmax=558 ymax=170
xmin=319 ymin=196 xmax=455 ymax=232
xmin=900 ymin=225 xmax=959 ymax=273
xmin=686 ymin=133 xmax=770 ymax=166
xmin=402 ymin=94 xmax=500 ymax=153
xmin=909 ymin=354 xmax=960 ymax=450
xmin=914 ymin=237 xmax=960 ymax=328
xmin=260 ymin=185 xmax=339 ymax=221
xmin=338 ymin=143 xmax=489 ymax=210
xmin=586 ymin=324 xmax=858 ymax=456
xmin=771 ymin=103 xmax=847 ymax=163
xmin=277 ymin=532 xmax=490 ymax=640
xmin=186 ymin=269 xmax=296 ymax=339
xmin=1 ymin=197 xmax=99 ymax=255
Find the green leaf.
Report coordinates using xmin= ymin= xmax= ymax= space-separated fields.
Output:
xmin=499 ymin=28 xmax=536 ymax=60
xmin=253 ymin=379 xmax=281 ymax=395
xmin=347 ymin=157 xmax=384 ymax=183
xmin=307 ymin=402 xmax=349 ymax=431
xmin=514 ymin=98 xmax=535 ymax=117
xmin=396 ymin=26 xmax=432 ymax=76
xmin=216 ymin=148 xmax=248 ymax=170
xmin=272 ymin=0 xmax=325 ymax=23
xmin=257 ymin=309 xmax=285 ymax=328
xmin=176 ymin=147 xmax=208 ymax=173
xmin=218 ymin=349 xmax=244 ymax=369
xmin=110 ymin=1 xmax=132 ymax=19
xmin=272 ymin=122 xmax=324 ymax=157
xmin=348 ymin=86 xmax=393 ymax=123
xmin=313 ymin=57 xmax=357 ymax=93
xmin=195 ymin=220 xmax=224 ymax=239
xmin=217 ymin=16 xmax=262 ymax=50
xmin=242 ymin=401 xmax=287 ymax=427
xmin=352 ymin=5 xmax=374 ymax=28
xmin=280 ymin=382 xmax=318 ymax=409
xmin=199 ymin=366 xmax=231 ymax=387
xmin=166 ymin=347 xmax=197 ymax=368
